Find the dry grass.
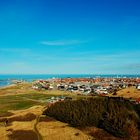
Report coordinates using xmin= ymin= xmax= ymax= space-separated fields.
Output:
xmin=0 ymin=83 xmax=75 ymax=96
xmin=10 ymin=105 xmax=44 ymax=116
xmin=80 ymin=127 xmax=129 ymax=140
xmin=0 ymin=127 xmax=8 ymax=140
xmin=0 ymin=83 xmax=32 ymax=96
xmin=7 ymin=121 xmax=35 ymax=131
xmin=37 ymin=119 xmax=93 ymax=140
xmin=0 ymin=118 xmax=36 ymax=140
xmin=0 ymin=106 xmax=42 ymax=140
xmin=110 ymin=87 xmax=140 ymax=99
xmin=0 ymin=105 xmax=94 ymax=140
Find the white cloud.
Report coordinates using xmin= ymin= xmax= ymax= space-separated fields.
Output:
xmin=40 ymin=40 xmax=88 ymax=46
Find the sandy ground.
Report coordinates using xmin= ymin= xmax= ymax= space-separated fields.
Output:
xmin=0 ymin=84 xmax=17 ymax=89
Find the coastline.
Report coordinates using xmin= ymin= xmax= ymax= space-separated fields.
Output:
xmin=0 ymin=74 xmax=140 ymax=81
xmin=0 ymin=84 xmax=16 ymax=89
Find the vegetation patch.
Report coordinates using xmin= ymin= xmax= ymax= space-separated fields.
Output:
xmin=9 ymin=113 xmax=36 ymax=122
xmin=0 ymin=112 xmax=14 ymax=117
xmin=39 ymin=116 xmax=56 ymax=122
xmin=43 ymin=97 xmax=140 ymax=138
xmin=8 ymin=130 xmax=38 ymax=140
xmin=81 ymin=127 xmax=126 ymax=140
xmin=0 ymin=95 xmax=40 ymax=116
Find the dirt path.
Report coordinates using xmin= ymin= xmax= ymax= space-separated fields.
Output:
xmin=2 ymin=106 xmax=44 ymax=140
xmin=34 ymin=115 xmax=43 ymax=140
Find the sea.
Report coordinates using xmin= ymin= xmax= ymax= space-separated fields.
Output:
xmin=0 ymin=74 xmax=140 ymax=88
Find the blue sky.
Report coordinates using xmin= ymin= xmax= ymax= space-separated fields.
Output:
xmin=0 ymin=0 xmax=140 ymax=74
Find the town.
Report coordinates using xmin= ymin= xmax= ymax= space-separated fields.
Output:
xmin=32 ymin=77 xmax=140 ymax=104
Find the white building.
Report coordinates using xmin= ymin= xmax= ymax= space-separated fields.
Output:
xmin=137 ymin=84 xmax=140 ymax=90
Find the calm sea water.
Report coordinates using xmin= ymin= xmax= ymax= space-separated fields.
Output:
xmin=0 ymin=74 xmax=140 ymax=87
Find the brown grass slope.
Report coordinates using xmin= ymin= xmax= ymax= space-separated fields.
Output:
xmin=113 ymin=87 xmax=140 ymax=99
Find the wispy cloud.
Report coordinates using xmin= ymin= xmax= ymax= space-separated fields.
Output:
xmin=40 ymin=40 xmax=88 ymax=46
xmin=124 ymin=63 xmax=140 ymax=69
xmin=0 ymin=48 xmax=30 ymax=53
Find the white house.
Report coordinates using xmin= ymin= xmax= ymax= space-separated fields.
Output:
xmin=136 ymin=84 xmax=140 ymax=90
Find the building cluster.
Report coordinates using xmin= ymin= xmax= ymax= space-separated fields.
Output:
xmin=47 ymin=96 xmax=72 ymax=105
xmin=32 ymin=77 xmax=140 ymax=96
xmin=32 ymin=80 xmax=54 ymax=90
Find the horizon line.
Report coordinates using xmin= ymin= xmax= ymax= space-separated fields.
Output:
xmin=0 ymin=73 xmax=140 ymax=75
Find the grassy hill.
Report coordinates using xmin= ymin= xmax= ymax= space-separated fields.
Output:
xmin=111 ymin=87 xmax=140 ymax=99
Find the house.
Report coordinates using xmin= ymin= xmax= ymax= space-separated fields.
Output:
xmin=135 ymin=98 xmax=140 ymax=104
xmin=49 ymin=84 xmax=54 ymax=90
xmin=136 ymin=84 xmax=140 ymax=90
xmin=32 ymin=85 xmax=39 ymax=90
xmin=94 ymin=86 xmax=108 ymax=94
xmin=57 ymin=84 xmax=65 ymax=90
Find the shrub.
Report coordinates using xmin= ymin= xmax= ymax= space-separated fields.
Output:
xmin=43 ymin=97 xmax=139 ymax=138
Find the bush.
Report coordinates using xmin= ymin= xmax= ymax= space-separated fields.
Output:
xmin=43 ymin=97 xmax=139 ymax=138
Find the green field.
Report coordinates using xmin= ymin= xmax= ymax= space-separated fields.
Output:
xmin=0 ymin=94 xmax=39 ymax=115
xmin=0 ymin=83 xmax=94 ymax=116
xmin=0 ymin=84 xmax=65 ymax=115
